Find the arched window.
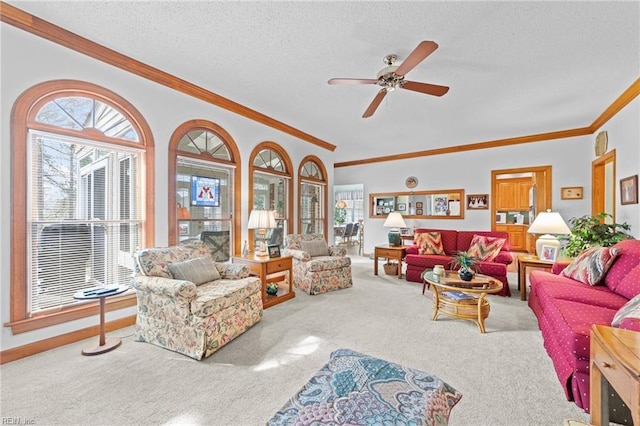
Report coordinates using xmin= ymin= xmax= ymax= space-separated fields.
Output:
xmin=298 ymin=156 xmax=328 ymax=237
xmin=168 ymin=120 xmax=241 ymax=260
xmin=248 ymin=142 xmax=293 ymax=251
xmin=9 ymin=80 xmax=154 ymax=333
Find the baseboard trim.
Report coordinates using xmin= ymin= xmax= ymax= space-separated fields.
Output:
xmin=0 ymin=315 xmax=136 ymax=364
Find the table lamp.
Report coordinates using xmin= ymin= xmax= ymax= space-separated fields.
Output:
xmin=527 ymin=210 xmax=571 ymax=258
xmin=248 ymin=209 xmax=276 ymax=256
xmin=177 ymin=203 xmax=191 ymax=220
xmin=383 ymin=211 xmax=407 ymax=247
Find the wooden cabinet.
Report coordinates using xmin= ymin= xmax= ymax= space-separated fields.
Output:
xmin=496 ymin=181 xmax=518 ymax=210
xmin=525 ymin=233 xmax=537 ymax=254
xmin=496 ymin=224 xmax=527 ymax=251
xmin=496 ymin=178 xmax=532 ymax=210
xmin=518 ymin=181 xmax=532 ymax=209
xmin=508 ymin=225 xmax=526 ymax=250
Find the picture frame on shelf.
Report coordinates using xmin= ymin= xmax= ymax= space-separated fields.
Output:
xmin=466 ymin=194 xmax=488 ymax=210
xmin=397 ymin=203 xmax=406 ymax=211
xmin=620 ymin=175 xmax=638 ymax=205
xmin=267 ymin=244 xmax=281 ymax=259
xmin=561 ymin=186 xmax=583 ymax=200
xmin=416 ymin=208 xmax=423 ymax=215
xmin=540 ymin=245 xmax=558 ymax=262
xmin=415 ymin=202 xmax=423 ymax=209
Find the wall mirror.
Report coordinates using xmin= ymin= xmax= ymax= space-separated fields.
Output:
xmin=369 ymin=189 xmax=465 ymax=219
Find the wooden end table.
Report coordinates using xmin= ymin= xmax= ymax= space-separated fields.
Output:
xmin=422 ymin=270 xmax=503 ymax=333
xmin=590 ymin=324 xmax=640 ymax=426
xmin=517 ymin=255 xmax=553 ymax=301
xmin=233 ymin=254 xmax=294 ymax=309
xmin=73 ymin=285 xmax=129 ymax=355
xmin=374 ymin=245 xmax=408 ymax=279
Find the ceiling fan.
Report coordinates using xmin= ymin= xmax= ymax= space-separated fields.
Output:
xmin=328 ymin=41 xmax=449 ymax=118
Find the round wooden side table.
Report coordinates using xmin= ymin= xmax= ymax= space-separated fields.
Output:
xmin=73 ymin=285 xmax=129 ymax=355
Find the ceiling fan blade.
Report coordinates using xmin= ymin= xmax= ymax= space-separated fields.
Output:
xmin=328 ymin=78 xmax=378 ymax=85
xmin=362 ymin=89 xmax=387 ymax=118
xmin=394 ymin=41 xmax=439 ymax=77
xmin=401 ymin=80 xmax=449 ymax=97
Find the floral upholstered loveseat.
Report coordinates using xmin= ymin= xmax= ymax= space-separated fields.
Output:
xmin=132 ymin=241 xmax=262 ymax=360
xmin=282 ymin=234 xmax=353 ymax=295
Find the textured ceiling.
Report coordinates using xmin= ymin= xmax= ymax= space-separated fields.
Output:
xmin=7 ymin=1 xmax=640 ymax=163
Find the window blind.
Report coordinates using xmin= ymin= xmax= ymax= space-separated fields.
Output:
xmin=28 ymin=132 xmax=142 ymax=313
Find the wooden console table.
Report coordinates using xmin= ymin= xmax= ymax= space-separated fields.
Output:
xmin=590 ymin=324 xmax=640 ymax=426
xmin=233 ymin=254 xmax=294 ymax=309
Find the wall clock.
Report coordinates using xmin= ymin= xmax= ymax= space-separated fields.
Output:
xmin=405 ymin=176 xmax=418 ymax=189
xmin=595 ymin=131 xmax=608 ymax=156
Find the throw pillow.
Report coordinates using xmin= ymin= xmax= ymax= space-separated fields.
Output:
xmin=560 ymin=246 xmax=621 ymax=286
xmin=466 ymin=234 xmax=506 ymax=261
xmin=302 ymin=240 xmax=330 ymax=257
xmin=415 ymin=232 xmax=445 ymax=255
xmin=611 ymin=293 xmax=640 ymax=331
xmin=168 ymin=256 xmax=220 ymax=285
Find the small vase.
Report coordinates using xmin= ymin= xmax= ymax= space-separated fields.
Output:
xmin=458 ymin=269 xmax=474 ymax=282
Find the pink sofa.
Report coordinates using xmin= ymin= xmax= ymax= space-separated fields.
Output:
xmin=527 ymin=239 xmax=640 ymax=413
xmin=404 ymin=229 xmax=513 ymax=297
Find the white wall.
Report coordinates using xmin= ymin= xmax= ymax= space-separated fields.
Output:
xmin=335 ymin=98 xmax=640 ymax=254
xmin=597 ymin=98 xmax=640 ymax=235
xmin=0 ymin=26 xmax=334 ymax=351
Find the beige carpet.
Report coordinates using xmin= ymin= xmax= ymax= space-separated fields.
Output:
xmin=0 ymin=256 xmax=590 ymax=425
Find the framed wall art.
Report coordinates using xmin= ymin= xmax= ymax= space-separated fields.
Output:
xmin=561 ymin=187 xmax=583 ymax=200
xmin=620 ymin=175 xmax=638 ymax=205
xmin=467 ymin=194 xmax=488 ymax=210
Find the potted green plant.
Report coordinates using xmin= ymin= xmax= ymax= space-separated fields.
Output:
xmin=334 ymin=206 xmax=347 ymax=225
xmin=561 ymin=212 xmax=632 ymax=258
xmin=449 ymin=251 xmax=481 ymax=281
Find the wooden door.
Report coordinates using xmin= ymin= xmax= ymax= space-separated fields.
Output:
xmin=592 ymin=150 xmax=616 ymax=222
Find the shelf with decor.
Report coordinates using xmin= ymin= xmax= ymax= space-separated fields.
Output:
xmin=370 ymin=189 xmax=465 ymax=220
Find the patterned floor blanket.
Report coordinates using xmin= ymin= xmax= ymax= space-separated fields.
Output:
xmin=267 ymin=348 xmax=462 ymax=426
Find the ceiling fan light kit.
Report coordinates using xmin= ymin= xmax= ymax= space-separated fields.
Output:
xmin=328 ymin=40 xmax=450 ymax=118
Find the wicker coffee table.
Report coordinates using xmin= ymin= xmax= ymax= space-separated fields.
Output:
xmin=422 ymin=270 xmax=503 ymax=333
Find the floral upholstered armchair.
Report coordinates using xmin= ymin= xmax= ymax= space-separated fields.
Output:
xmin=282 ymin=234 xmax=352 ymax=295
xmin=132 ymin=241 xmax=262 ymax=360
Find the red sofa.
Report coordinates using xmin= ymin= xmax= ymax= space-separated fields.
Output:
xmin=527 ymin=239 xmax=640 ymax=413
xmin=404 ymin=229 xmax=513 ymax=297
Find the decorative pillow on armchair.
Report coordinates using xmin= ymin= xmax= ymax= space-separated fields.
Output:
xmin=560 ymin=246 xmax=621 ymax=286
xmin=414 ymin=232 xmax=445 ymax=255
xmin=611 ymin=293 xmax=640 ymax=332
xmin=168 ymin=256 xmax=220 ymax=285
xmin=467 ymin=234 xmax=506 ymax=261
xmin=302 ymin=240 xmax=330 ymax=257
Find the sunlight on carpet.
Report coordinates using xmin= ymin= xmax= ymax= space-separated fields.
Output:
xmin=253 ymin=335 xmax=322 ymax=371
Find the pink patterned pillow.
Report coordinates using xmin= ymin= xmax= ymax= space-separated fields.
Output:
xmin=561 ymin=246 xmax=621 ymax=286
xmin=612 ymin=293 xmax=640 ymax=331
xmin=467 ymin=235 xmax=506 ymax=261
xmin=415 ymin=232 xmax=445 ymax=255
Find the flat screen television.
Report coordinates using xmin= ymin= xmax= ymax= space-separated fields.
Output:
xmin=191 ymin=175 xmax=220 ymax=207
